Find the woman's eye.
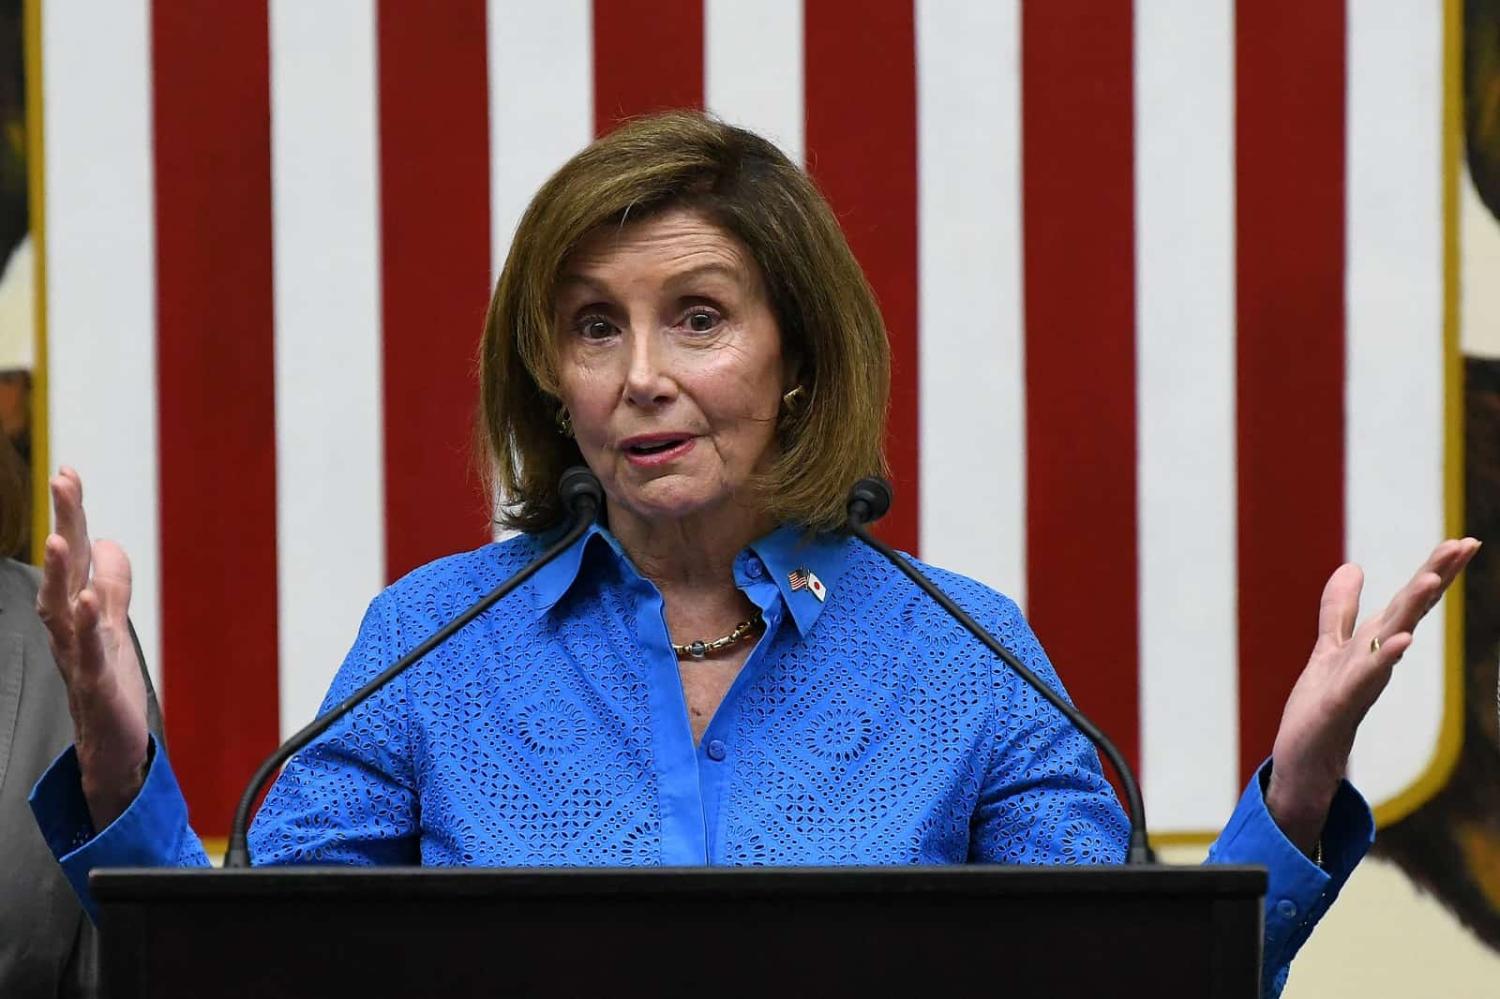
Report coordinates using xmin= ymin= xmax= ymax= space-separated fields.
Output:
xmin=684 ymin=310 xmax=720 ymax=333
xmin=576 ymin=316 xmax=616 ymax=339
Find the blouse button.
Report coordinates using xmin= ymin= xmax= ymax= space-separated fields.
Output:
xmin=1275 ymin=899 xmax=1298 ymax=920
xmin=706 ymin=739 xmax=728 ymax=761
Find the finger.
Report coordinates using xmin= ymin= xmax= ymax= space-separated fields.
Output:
xmin=1363 ymin=538 xmax=1479 ymax=644
xmin=59 ymin=465 xmax=83 ymax=503
xmin=36 ymin=535 xmax=75 ymax=642
xmin=1377 ymin=537 xmax=1479 ymax=633
xmin=1317 ymin=563 xmax=1363 ymax=643
xmin=1434 ymin=537 xmax=1482 ymax=590
xmin=1347 ymin=631 xmax=1415 ymax=716
xmin=1374 ymin=570 xmax=1444 ymax=638
xmin=91 ymin=539 xmax=134 ymax=627
xmin=1373 ymin=630 xmax=1414 ymax=666
xmin=50 ymin=469 xmax=92 ymax=598
xmin=74 ymin=588 xmax=112 ymax=682
xmin=1413 ymin=537 xmax=1479 ymax=595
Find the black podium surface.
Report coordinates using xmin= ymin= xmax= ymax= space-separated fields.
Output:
xmin=92 ymin=865 xmax=1266 ymax=998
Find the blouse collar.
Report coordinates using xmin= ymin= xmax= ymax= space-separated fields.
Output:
xmin=527 ymin=518 xmax=851 ymax=638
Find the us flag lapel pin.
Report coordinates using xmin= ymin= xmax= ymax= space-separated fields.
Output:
xmin=788 ymin=568 xmax=827 ymax=603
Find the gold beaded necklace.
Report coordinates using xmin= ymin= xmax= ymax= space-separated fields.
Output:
xmin=672 ymin=610 xmax=764 ymax=660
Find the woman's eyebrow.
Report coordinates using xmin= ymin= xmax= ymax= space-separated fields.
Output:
xmin=554 ymin=260 xmax=750 ymax=304
xmin=556 ymin=273 xmax=607 ymax=295
xmin=664 ymin=262 xmax=747 ymax=292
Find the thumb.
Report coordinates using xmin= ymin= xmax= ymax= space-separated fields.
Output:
xmin=90 ymin=539 xmax=134 ymax=628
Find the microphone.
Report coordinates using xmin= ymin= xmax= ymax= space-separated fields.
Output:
xmin=223 ymin=467 xmax=604 ymax=868
xmin=845 ymin=478 xmax=1155 ymax=865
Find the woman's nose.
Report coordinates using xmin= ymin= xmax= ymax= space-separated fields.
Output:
xmin=622 ymin=328 xmax=676 ymax=406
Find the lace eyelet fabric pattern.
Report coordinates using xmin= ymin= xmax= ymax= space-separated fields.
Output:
xmin=34 ymin=520 xmax=1371 ymax=997
xmin=246 ymin=526 xmax=1129 ymax=870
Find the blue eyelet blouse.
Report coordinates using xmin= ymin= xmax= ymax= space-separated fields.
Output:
xmin=32 ymin=522 xmax=1373 ymax=997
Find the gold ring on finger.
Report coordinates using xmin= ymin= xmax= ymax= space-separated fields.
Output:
xmin=1369 ymin=635 xmax=1382 ymax=655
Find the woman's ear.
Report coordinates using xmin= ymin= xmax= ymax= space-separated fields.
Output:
xmin=780 ymin=350 xmax=804 ymax=396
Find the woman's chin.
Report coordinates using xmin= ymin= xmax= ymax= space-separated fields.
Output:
xmin=613 ymin=476 xmax=731 ymax=525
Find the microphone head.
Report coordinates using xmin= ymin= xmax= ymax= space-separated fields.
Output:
xmin=558 ymin=465 xmax=603 ymax=514
xmin=847 ymin=477 xmax=893 ymax=526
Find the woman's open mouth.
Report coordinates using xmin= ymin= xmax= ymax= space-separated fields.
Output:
xmin=621 ymin=435 xmax=695 ymax=466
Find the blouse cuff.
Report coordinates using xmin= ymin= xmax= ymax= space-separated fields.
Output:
xmin=1208 ymin=758 xmax=1374 ymax=987
xmin=28 ymin=734 xmax=193 ymax=924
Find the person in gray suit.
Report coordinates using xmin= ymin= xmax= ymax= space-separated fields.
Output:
xmin=0 ymin=441 xmax=160 ymax=998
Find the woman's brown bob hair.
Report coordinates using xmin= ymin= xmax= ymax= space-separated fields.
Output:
xmin=479 ymin=110 xmax=890 ymax=533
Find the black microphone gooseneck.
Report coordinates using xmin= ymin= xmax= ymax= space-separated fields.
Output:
xmin=223 ymin=467 xmax=604 ymax=868
xmin=845 ymin=478 xmax=1155 ymax=865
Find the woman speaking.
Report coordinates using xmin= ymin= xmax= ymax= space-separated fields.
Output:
xmin=29 ymin=113 xmax=1477 ymax=996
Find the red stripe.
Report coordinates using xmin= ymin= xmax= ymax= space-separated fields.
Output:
xmin=592 ymin=0 xmax=704 ymax=134
xmin=1020 ymin=2 xmax=1140 ymax=788
xmin=378 ymin=1 xmax=493 ymax=582
xmin=1235 ymin=1 xmax=1346 ymax=783
xmin=153 ymin=1 xmax=278 ymax=836
xmin=804 ymin=2 xmax=920 ymax=555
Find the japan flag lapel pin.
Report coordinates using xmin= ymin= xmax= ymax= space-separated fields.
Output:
xmin=788 ymin=568 xmax=827 ymax=603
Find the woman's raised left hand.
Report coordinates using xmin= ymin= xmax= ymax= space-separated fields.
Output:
xmin=1265 ymin=537 xmax=1481 ymax=854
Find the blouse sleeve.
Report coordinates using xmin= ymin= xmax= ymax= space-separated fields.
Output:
xmin=29 ymin=736 xmax=212 ymax=924
xmin=29 ymin=592 xmax=420 ymax=924
xmin=966 ymin=594 xmax=1130 ymax=866
xmin=242 ymin=591 xmax=420 ymax=865
xmin=1209 ymin=761 xmax=1374 ymax=998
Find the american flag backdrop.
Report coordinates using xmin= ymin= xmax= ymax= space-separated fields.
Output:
xmin=31 ymin=0 xmax=1459 ymax=840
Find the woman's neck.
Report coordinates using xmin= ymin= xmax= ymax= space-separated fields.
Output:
xmin=608 ymin=497 xmax=773 ymax=592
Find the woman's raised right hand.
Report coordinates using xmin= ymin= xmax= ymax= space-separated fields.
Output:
xmin=35 ymin=467 xmax=150 ymax=831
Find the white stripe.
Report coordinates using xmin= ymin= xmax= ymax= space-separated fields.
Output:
xmin=487 ymin=0 xmax=593 ymax=285
xmin=1344 ymin=2 xmax=1447 ymax=804
xmin=270 ymin=0 xmax=385 ymax=735
xmin=704 ymin=0 xmax=804 ymax=167
xmin=915 ymin=0 xmax=1025 ymax=602
xmin=1134 ymin=0 xmax=1238 ymax=832
xmin=41 ymin=0 xmax=163 ymax=694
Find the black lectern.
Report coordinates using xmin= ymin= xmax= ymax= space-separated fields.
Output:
xmin=92 ymin=865 xmax=1265 ymax=998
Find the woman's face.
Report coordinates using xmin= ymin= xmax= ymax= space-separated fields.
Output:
xmin=554 ymin=208 xmax=789 ymax=529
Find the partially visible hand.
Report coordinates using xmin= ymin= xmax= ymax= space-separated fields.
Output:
xmin=34 ymin=467 xmax=149 ymax=831
xmin=1266 ymin=537 xmax=1481 ymax=854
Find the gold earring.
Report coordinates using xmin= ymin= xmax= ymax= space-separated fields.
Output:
xmin=781 ymin=386 xmax=806 ymax=411
xmin=556 ymin=407 xmax=574 ymax=438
